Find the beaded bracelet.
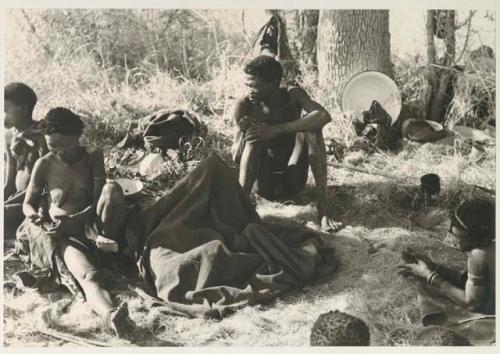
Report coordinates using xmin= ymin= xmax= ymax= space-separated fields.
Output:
xmin=427 ymin=271 xmax=439 ymax=285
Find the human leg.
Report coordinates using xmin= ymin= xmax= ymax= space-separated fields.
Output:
xmin=282 ymin=132 xmax=309 ymax=196
xmin=96 ymin=182 xmax=127 ymax=243
xmin=4 ymin=203 xmax=24 ymax=239
xmin=239 ymin=140 xmax=274 ymax=199
xmin=59 ymin=239 xmax=114 ymax=315
xmin=59 ymin=238 xmax=134 ymax=337
xmin=302 ymin=130 xmax=343 ymax=231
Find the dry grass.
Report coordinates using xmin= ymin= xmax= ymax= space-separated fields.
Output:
xmin=4 ymin=138 xmax=494 ymax=346
xmin=446 ymin=59 xmax=496 ymax=129
xmin=3 ymin=11 xmax=495 ymax=346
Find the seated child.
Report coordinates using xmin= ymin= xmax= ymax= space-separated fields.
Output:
xmin=4 ymin=82 xmax=47 ymax=237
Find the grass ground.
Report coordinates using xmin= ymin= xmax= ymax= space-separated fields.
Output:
xmin=3 ymin=120 xmax=495 ymax=346
xmin=3 ymin=15 xmax=496 ymax=344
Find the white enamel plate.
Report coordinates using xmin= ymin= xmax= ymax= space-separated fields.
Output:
xmin=341 ymin=71 xmax=402 ymax=125
xmin=115 ymin=178 xmax=144 ymax=196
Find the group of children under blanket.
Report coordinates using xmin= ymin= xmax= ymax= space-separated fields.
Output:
xmin=3 ymin=55 xmax=495 ymax=343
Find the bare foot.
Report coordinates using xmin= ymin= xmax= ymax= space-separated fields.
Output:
xmin=320 ymin=216 xmax=344 ymax=233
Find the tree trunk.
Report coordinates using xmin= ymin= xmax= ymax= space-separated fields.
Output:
xmin=279 ymin=10 xmax=319 ymax=70
xmin=425 ymin=10 xmax=456 ymax=122
xmin=316 ymin=10 xmax=393 ymax=103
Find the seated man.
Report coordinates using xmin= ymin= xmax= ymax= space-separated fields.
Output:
xmin=20 ymin=107 xmax=135 ymax=338
xmin=231 ymin=55 xmax=343 ymax=231
xmin=4 ymin=83 xmax=47 ymax=237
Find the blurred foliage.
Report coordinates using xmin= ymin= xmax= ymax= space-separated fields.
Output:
xmin=4 ymin=9 xmax=496 ymax=146
xmin=11 ymin=9 xmax=252 ymax=83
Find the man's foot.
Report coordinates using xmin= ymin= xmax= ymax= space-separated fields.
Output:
xmin=104 ymin=302 xmax=136 ymax=339
xmin=320 ymin=215 xmax=344 ymax=233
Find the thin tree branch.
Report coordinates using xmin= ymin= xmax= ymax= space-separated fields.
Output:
xmin=21 ymin=10 xmax=54 ymax=57
xmin=455 ymin=11 xmax=474 ymax=63
xmin=455 ymin=10 xmax=477 ymax=29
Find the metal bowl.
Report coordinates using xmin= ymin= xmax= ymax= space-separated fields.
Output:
xmin=342 ymin=71 xmax=402 ymax=125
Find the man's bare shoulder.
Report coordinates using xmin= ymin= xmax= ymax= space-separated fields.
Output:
xmin=235 ymin=95 xmax=253 ymax=108
xmin=287 ymin=86 xmax=309 ymax=98
xmin=233 ymin=96 xmax=254 ymax=120
xmin=286 ymin=86 xmax=312 ymax=105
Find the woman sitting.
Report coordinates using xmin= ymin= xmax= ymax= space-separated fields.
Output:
xmin=398 ymin=199 xmax=495 ymax=315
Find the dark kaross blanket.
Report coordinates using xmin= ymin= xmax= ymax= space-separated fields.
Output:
xmin=15 ymin=153 xmax=337 ymax=319
xmin=128 ymin=153 xmax=337 ymax=318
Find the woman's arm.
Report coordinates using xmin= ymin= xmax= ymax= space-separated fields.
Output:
xmin=434 ymin=250 xmax=489 ymax=311
xmin=398 ymin=250 xmax=489 ymax=311
xmin=22 ymin=158 xmax=46 ymax=223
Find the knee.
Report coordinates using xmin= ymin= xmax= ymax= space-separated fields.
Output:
xmin=101 ymin=182 xmax=125 ymax=201
xmin=97 ymin=182 xmax=126 ymax=219
xmin=80 ymin=268 xmax=99 ymax=283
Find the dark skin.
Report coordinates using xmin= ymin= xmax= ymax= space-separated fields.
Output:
xmin=398 ymin=223 xmax=494 ymax=312
xmin=4 ymin=99 xmax=38 ymax=198
xmin=23 ymin=132 xmax=115 ymax=316
xmin=235 ymin=73 xmax=343 ymax=231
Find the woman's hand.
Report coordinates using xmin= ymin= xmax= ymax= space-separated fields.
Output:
xmin=26 ymin=210 xmax=44 ymax=226
xmin=42 ymin=220 xmax=64 ymax=238
xmin=401 ymin=247 xmax=438 ymax=271
xmin=45 ymin=215 xmax=83 ymax=238
xmin=397 ymin=259 xmax=433 ymax=281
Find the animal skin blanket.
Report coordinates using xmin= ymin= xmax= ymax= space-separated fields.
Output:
xmin=126 ymin=152 xmax=337 ymax=318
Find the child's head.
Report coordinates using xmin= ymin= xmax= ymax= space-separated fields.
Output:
xmin=43 ymin=107 xmax=84 ymax=159
xmin=4 ymin=82 xmax=37 ymax=129
xmin=243 ymin=55 xmax=283 ymax=103
xmin=310 ymin=310 xmax=370 ymax=346
xmin=449 ymin=199 xmax=495 ymax=251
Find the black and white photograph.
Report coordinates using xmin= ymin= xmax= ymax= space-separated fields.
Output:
xmin=2 ymin=1 xmax=497 ymax=347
